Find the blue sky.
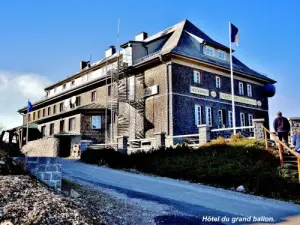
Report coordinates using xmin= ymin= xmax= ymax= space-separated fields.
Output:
xmin=0 ymin=0 xmax=299 ymax=129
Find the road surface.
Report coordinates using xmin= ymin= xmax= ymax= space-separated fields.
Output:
xmin=62 ymin=159 xmax=300 ymax=224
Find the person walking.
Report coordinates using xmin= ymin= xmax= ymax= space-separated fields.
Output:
xmin=273 ymin=111 xmax=290 ymax=146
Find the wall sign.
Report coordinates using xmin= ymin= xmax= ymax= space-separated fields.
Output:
xmin=219 ymin=92 xmax=258 ymax=106
xmin=190 ymin=86 xmax=209 ymax=96
xmin=144 ymin=85 xmax=159 ymax=98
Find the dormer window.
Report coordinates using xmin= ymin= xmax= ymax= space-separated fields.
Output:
xmin=71 ymin=80 xmax=75 ymax=86
xmin=62 ymin=84 xmax=66 ymax=90
xmin=217 ymin=50 xmax=226 ymax=60
xmin=204 ymin=46 xmax=215 ymax=57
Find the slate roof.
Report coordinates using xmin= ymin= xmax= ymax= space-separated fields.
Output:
xmin=134 ymin=19 xmax=275 ymax=84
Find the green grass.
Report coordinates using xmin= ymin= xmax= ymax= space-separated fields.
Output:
xmin=81 ymin=136 xmax=300 ymax=203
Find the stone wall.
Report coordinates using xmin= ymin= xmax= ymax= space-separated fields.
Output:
xmin=25 ymin=157 xmax=62 ymax=190
xmin=21 ymin=137 xmax=58 ymax=157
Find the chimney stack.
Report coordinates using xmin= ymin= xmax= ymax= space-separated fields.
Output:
xmin=105 ymin=45 xmax=116 ymax=58
xmin=135 ymin=32 xmax=148 ymax=41
xmin=80 ymin=61 xmax=90 ymax=70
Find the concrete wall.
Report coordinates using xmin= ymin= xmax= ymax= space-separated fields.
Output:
xmin=25 ymin=157 xmax=62 ymax=190
xmin=21 ymin=137 xmax=58 ymax=157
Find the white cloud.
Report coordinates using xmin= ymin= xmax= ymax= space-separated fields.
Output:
xmin=0 ymin=71 xmax=51 ymax=130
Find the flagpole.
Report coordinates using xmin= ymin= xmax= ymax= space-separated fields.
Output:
xmin=26 ymin=113 xmax=29 ymax=144
xmin=229 ymin=22 xmax=237 ymax=135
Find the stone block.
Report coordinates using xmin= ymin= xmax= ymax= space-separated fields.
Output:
xmin=49 ymin=158 xmax=57 ymax=164
xmin=43 ymin=172 xmax=52 ymax=180
xmin=56 ymin=165 xmax=62 ymax=172
xmin=36 ymin=172 xmax=44 ymax=180
xmin=39 ymin=157 xmax=50 ymax=164
xmin=51 ymin=172 xmax=62 ymax=181
xmin=46 ymin=165 xmax=57 ymax=172
xmin=27 ymin=163 xmax=38 ymax=170
xmin=37 ymin=165 xmax=46 ymax=172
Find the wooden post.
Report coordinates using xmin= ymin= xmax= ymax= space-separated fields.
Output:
xmin=264 ymin=129 xmax=269 ymax=150
xmin=278 ymin=143 xmax=284 ymax=167
xmin=298 ymin=157 xmax=300 ymax=184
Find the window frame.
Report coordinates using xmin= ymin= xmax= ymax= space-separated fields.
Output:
xmin=62 ymin=84 xmax=66 ymax=90
xmin=205 ymin=107 xmax=212 ymax=126
xmin=217 ymin=50 xmax=226 ymax=60
xmin=41 ymin=125 xmax=46 ymax=137
xmin=91 ymin=115 xmax=102 ymax=129
xmin=76 ymin=96 xmax=81 ymax=106
xmin=218 ymin=109 xmax=226 ymax=128
xmin=53 ymin=105 xmax=56 ymax=114
xmin=49 ymin=123 xmax=54 ymax=136
xmin=194 ymin=105 xmax=202 ymax=126
xmin=42 ymin=108 xmax=46 ymax=117
xmin=108 ymin=85 xmax=112 ymax=97
xmin=240 ymin=113 xmax=246 ymax=130
xmin=128 ymin=76 xmax=135 ymax=101
xmin=239 ymin=82 xmax=244 ymax=95
xmin=68 ymin=118 xmax=75 ymax=131
xmin=48 ymin=107 xmax=51 ymax=116
xmin=228 ymin=111 xmax=233 ymax=128
xmin=91 ymin=91 xmax=97 ymax=102
xmin=193 ymin=70 xmax=201 ymax=84
xmin=204 ymin=45 xmax=215 ymax=57
xmin=37 ymin=110 xmax=40 ymax=119
xmin=71 ymin=80 xmax=75 ymax=86
xmin=248 ymin=114 xmax=254 ymax=132
xmin=33 ymin=112 xmax=36 ymax=121
xmin=247 ymin=84 xmax=252 ymax=97
xmin=59 ymin=103 xmax=64 ymax=112
xmin=216 ymin=76 xmax=221 ymax=88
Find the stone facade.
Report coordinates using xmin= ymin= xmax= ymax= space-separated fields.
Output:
xmin=170 ymin=63 xmax=270 ymax=136
xmin=25 ymin=157 xmax=62 ymax=190
xmin=21 ymin=137 xmax=58 ymax=157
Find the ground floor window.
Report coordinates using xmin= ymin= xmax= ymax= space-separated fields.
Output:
xmin=228 ymin=111 xmax=233 ymax=128
xmin=240 ymin=113 xmax=246 ymax=130
xmin=92 ymin=116 xmax=101 ymax=129
xmin=205 ymin=107 xmax=212 ymax=126
xmin=218 ymin=109 xmax=226 ymax=128
xmin=60 ymin=120 xmax=65 ymax=132
xmin=50 ymin=123 xmax=54 ymax=135
xmin=41 ymin=126 xmax=46 ymax=137
xmin=69 ymin=118 xmax=75 ymax=131
xmin=248 ymin=114 xmax=254 ymax=131
xmin=194 ymin=105 xmax=202 ymax=125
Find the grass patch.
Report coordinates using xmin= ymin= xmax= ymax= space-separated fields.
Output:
xmin=81 ymin=138 xmax=300 ymax=203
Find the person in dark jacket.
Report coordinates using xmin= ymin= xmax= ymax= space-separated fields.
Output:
xmin=273 ymin=111 xmax=290 ymax=146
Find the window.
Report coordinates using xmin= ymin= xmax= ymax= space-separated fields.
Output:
xmin=217 ymin=50 xmax=226 ymax=60
xmin=128 ymin=76 xmax=135 ymax=101
xmin=91 ymin=91 xmax=97 ymax=102
xmin=205 ymin=107 xmax=212 ymax=126
xmin=240 ymin=113 xmax=246 ymax=130
xmin=205 ymin=46 xmax=215 ymax=57
xmin=248 ymin=114 xmax=254 ymax=132
xmin=37 ymin=110 xmax=40 ymax=119
xmin=53 ymin=105 xmax=56 ymax=114
xmin=71 ymin=80 xmax=75 ymax=86
xmin=218 ymin=110 xmax=226 ymax=128
xmin=216 ymin=76 xmax=221 ymax=88
xmin=239 ymin=82 xmax=244 ymax=95
xmin=60 ymin=120 xmax=65 ymax=132
xmin=50 ymin=123 xmax=54 ymax=135
xmin=60 ymin=103 xmax=64 ymax=112
xmin=48 ymin=107 xmax=51 ymax=116
xmin=54 ymin=87 xmax=57 ymax=93
xmin=41 ymin=126 xmax=46 ymax=137
xmin=193 ymin=70 xmax=201 ymax=84
xmin=62 ymin=84 xmax=66 ymax=90
xmin=69 ymin=118 xmax=75 ymax=131
xmin=76 ymin=96 xmax=81 ymax=106
xmin=42 ymin=108 xmax=45 ymax=117
xmin=91 ymin=116 xmax=101 ymax=129
xmin=33 ymin=112 xmax=36 ymax=121
xmin=108 ymin=85 xmax=112 ymax=96
xmin=247 ymin=84 xmax=252 ymax=97
xmin=228 ymin=111 xmax=233 ymax=128
xmin=28 ymin=114 xmax=31 ymax=122
xmin=194 ymin=105 xmax=202 ymax=125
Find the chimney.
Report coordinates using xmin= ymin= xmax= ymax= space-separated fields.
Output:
xmin=105 ymin=45 xmax=116 ymax=58
xmin=135 ymin=32 xmax=148 ymax=41
xmin=80 ymin=61 xmax=90 ymax=70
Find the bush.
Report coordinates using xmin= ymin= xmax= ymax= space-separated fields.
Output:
xmin=80 ymin=141 xmax=300 ymax=203
xmin=230 ymin=133 xmax=245 ymax=142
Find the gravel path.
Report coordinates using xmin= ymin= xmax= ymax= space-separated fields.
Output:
xmin=0 ymin=175 xmax=104 ymax=225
